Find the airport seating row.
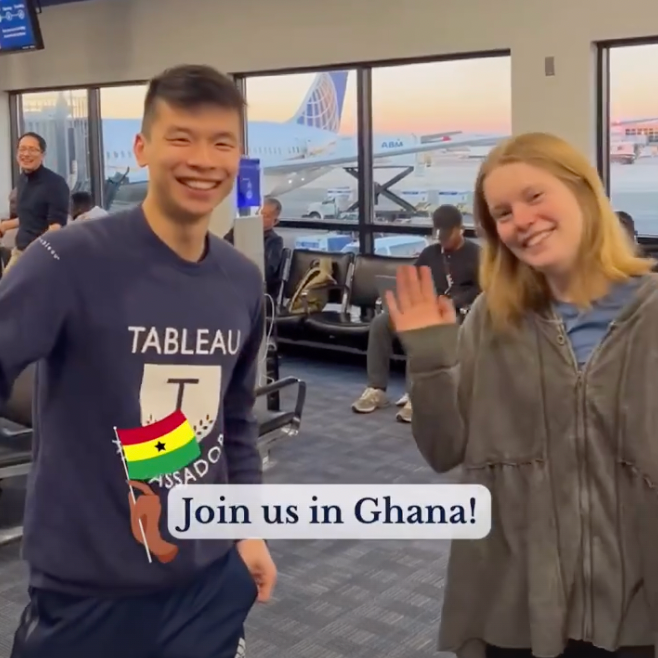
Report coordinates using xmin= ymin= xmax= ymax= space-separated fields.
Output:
xmin=272 ymin=248 xmax=414 ymax=357
xmin=0 ymin=365 xmax=307 ymax=547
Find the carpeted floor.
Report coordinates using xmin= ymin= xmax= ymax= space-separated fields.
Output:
xmin=0 ymin=356 xmax=456 ymax=657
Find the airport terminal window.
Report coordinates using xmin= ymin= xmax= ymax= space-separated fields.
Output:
xmin=17 ymin=89 xmax=91 ymax=194
xmin=608 ymin=44 xmax=658 ymax=235
xmin=277 ymin=226 xmax=360 ymax=254
xmin=244 ymin=69 xmax=359 ymax=236
xmin=370 ymin=56 xmax=511 ymax=230
xmin=276 ymin=226 xmax=431 ymax=257
xmin=99 ymin=85 xmax=148 ymax=212
xmin=366 ymin=232 xmax=433 ymax=258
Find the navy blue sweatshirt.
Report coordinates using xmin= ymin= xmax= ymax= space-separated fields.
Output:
xmin=0 ymin=208 xmax=264 ymax=596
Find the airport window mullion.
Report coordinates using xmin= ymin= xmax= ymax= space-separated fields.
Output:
xmin=8 ymin=93 xmax=22 ymax=187
xmin=233 ymin=76 xmax=248 ymax=155
xmin=87 ymin=87 xmax=104 ymax=207
xmin=356 ymin=67 xmax=374 ymax=255
xmin=596 ymin=45 xmax=611 ymax=195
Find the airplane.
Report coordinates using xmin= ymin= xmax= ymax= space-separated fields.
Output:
xmin=23 ymin=77 xmax=658 ymax=203
xmin=99 ymin=70 xmax=505 ymax=200
xmin=101 ymin=71 xmax=658 ymax=199
xmin=450 ymin=117 xmax=658 ymax=163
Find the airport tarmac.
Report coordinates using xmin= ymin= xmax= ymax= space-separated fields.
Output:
xmin=273 ymin=157 xmax=658 ymax=238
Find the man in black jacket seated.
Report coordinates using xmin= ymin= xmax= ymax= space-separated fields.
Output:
xmin=351 ymin=205 xmax=480 ymax=423
xmin=224 ymin=197 xmax=284 ymax=299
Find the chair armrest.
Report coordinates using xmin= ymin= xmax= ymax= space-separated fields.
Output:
xmin=0 ymin=427 xmax=32 ymax=440
xmin=299 ymin=282 xmax=349 ymax=314
xmin=255 ymin=377 xmax=307 ymax=433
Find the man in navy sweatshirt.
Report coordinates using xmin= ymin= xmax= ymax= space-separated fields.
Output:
xmin=6 ymin=64 xmax=276 ymax=658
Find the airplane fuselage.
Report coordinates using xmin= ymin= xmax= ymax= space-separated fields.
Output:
xmin=102 ymin=120 xmax=434 ymax=198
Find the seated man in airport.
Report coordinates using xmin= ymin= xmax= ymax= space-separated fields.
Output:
xmin=351 ymin=204 xmax=481 ymax=423
xmin=0 ymin=188 xmax=17 ymax=242
xmin=617 ymin=210 xmax=637 ymax=242
xmin=0 ymin=189 xmax=17 ymax=269
xmin=225 ymin=197 xmax=285 ymax=299
xmin=617 ymin=210 xmax=658 ymax=269
xmin=71 ymin=190 xmax=109 ymax=221
xmin=8 ymin=187 xmax=17 ymax=220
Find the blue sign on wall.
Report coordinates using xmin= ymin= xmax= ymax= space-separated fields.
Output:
xmin=0 ymin=1 xmax=40 ymax=51
xmin=236 ymin=158 xmax=262 ymax=210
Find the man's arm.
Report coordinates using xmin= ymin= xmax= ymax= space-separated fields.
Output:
xmin=0 ymin=217 xmax=18 ymax=239
xmin=0 ymin=218 xmax=18 ymax=232
xmin=413 ymin=246 xmax=432 ymax=268
xmin=264 ymin=234 xmax=284 ymax=286
xmin=46 ymin=177 xmax=71 ymax=230
xmin=452 ymin=285 xmax=480 ymax=310
xmin=452 ymin=246 xmax=482 ymax=309
xmin=0 ymin=237 xmax=72 ymax=403
xmin=223 ymin=294 xmax=265 ymax=484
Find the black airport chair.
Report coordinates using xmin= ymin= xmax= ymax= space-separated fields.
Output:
xmin=303 ymin=254 xmax=413 ymax=348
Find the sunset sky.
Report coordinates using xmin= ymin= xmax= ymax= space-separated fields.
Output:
xmin=25 ymin=43 xmax=658 ymax=134
xmin=608 ymin=43 xmax=658 ymax=122
xmin=244 ymin=56 xmax=512 ymax=135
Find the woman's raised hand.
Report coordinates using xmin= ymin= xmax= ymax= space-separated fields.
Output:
xmin=386 ymin=265 xmax=457 ymax=332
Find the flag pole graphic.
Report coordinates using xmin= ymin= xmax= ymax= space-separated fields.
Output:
xmin=113 ymin=427 xmax=152 ymax=564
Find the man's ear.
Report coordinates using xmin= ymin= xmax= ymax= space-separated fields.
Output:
xmin=134 ymin=133 xmax=148 ymax=168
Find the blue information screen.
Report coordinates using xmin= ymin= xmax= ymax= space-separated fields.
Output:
xmin=0 ymin=2 xmax=40 ymax=52
xmin=236 ymin=158 xmax=262 ymax=210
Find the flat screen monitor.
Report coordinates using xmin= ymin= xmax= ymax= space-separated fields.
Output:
xmin=0 ymin=1 xmax=44 ymax=53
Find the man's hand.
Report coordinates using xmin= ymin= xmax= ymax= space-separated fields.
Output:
xmin=236 ymin=538 xmax=277 ymax=602
xmin=47 ymin=223 xmax=62 ymax=231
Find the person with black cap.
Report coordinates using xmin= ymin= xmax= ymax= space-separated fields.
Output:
xmin=425 ymin=204 xmax=481 ymax=309
xmin=617 ymin=211 xmax=637 ymax=244
xmin=351 ymin=204 xmax=481 ymax=423
xmin=616 ymin=211 xmax=655 ymax=264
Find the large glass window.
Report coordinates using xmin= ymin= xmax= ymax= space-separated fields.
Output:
xmin=608 ymin=44 xmax=658 ymax=236
xmin=277 ymin=226 xmax=431 ymax=257
xmin=99 ymin=85 xmax=148 ymax=212
xmin=370 ymin=56 xmax=511 ymax=230
xmin=277 ymin=226 xmax=360 ymax=253
xmin=18 ymin=89 xmax=91 ymax=193
xmin=244 ymin=70 xmax=359 ymax=225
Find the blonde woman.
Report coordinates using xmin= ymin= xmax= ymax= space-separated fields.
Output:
xmin=387 ymin=132 xmax=657 ymax=658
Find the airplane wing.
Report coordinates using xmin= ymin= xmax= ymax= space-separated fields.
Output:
xmin=611 ymin=117 xmax=658 ymax=126
xmin=264 ymin=135 xmax=504 ymax=175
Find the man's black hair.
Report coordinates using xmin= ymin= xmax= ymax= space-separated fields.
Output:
xmin=141 ymin=65 xmax=245 ymax=134
xmin=432 ymin=204 xmax=463 ymax=231
xmin=71 ymin=191 xmax=93 ymax=207
xmin=264 ymin=196 xmax=282 ymax=215
xmin=18 ymin=132 xmax=46 ymax=152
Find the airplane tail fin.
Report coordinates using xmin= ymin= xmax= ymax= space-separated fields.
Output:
xmin=290 ymin=70 xmax=349 ymax=134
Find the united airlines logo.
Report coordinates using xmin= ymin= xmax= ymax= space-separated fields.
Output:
xmin=296 ymin=72 xmax=339 ymax=133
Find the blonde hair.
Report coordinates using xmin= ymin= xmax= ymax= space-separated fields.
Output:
xmin=474 ymin=132 xmax=654 ymax=330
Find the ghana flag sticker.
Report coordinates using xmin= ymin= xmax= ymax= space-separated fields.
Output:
xmin=116 ymin=410 xmax=201 ymax=481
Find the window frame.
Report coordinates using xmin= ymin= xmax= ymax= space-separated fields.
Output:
xmin=597 ymin=38 xmax=658 ymax=246
xmin=7 ymin=51 xmax=511 ymax=250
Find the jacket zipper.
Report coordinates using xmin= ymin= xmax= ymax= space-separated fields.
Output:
xmin=554 ymin=318 xmax=616 ymax=642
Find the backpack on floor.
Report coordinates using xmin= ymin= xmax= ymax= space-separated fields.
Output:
xmin=288 ymin=257 xmax=336 ymax=314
